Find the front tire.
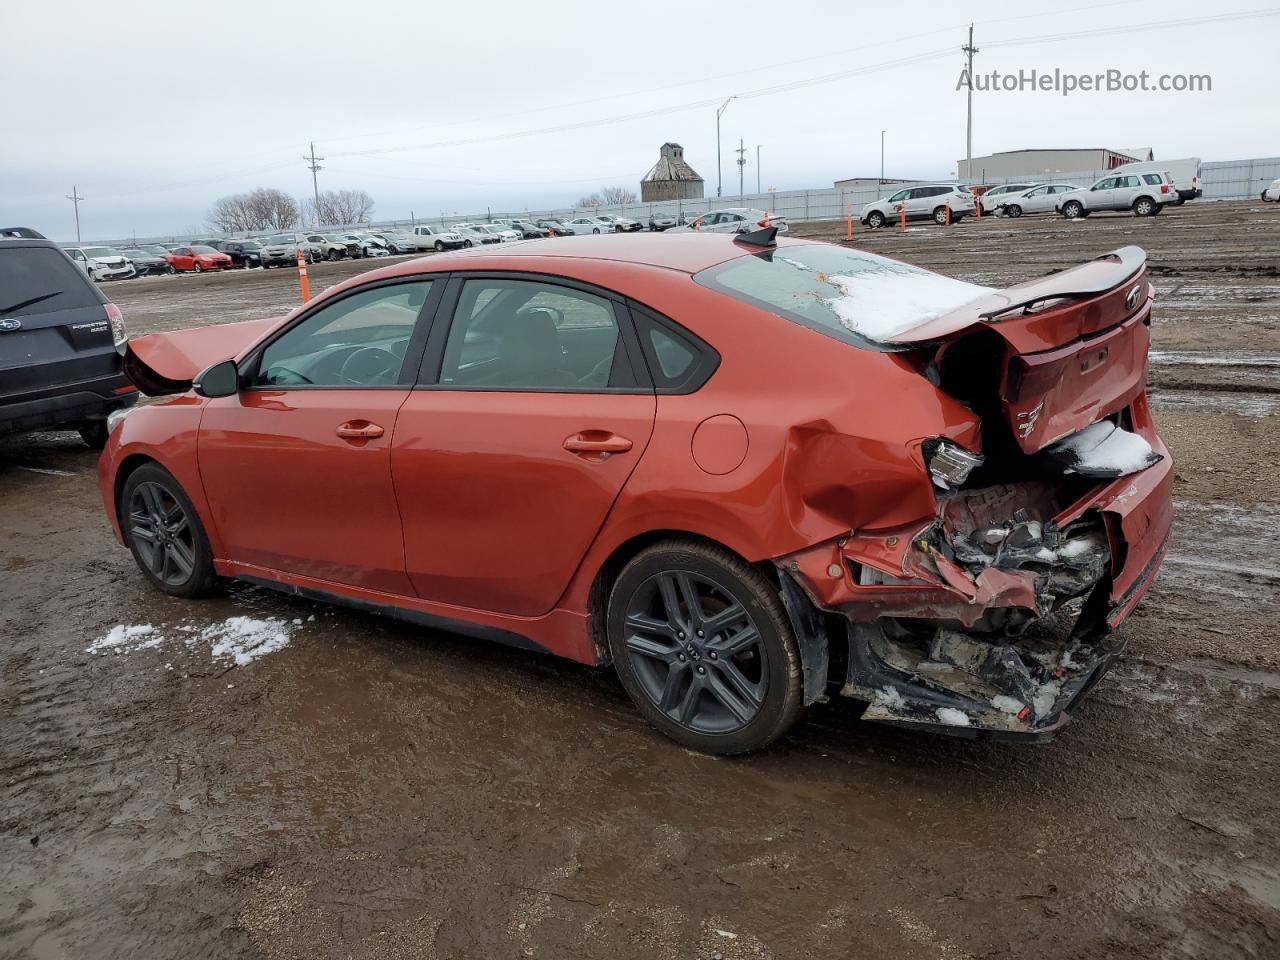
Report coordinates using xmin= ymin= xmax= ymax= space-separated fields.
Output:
xmin=434 ymin=240 xmax=444 ymax=252
xmin=1006 ymin=204 xmax=1023 ymax=218
xmin=463 ymin=239 xmax=473 ymax=248
xmin=120 ymin=464 xmax=219 ymax=598
xmin=166 ymin=265 xmax=177 ymax=275
xmin=1062 ymin=200 xmax=1085 ymax=219
xmin=193 ymin=263 xmax=202 ymax=273
xmin=867 ymin=210 xmax=886 ymax=229
xmin=607 ymin=540 xmax=804 ymax=755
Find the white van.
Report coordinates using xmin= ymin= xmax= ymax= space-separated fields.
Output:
xmin=1114 ymin=157 xmax=1201 ymax=204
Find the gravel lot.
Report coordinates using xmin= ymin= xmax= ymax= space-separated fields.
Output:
xmin=3 ymin=201 xmax=1278 ymax=959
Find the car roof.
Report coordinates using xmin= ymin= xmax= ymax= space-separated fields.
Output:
xmin=351 ymin=232 xmax=815 ymax=280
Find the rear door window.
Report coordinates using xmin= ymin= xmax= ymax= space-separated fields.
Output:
xmin=0 ymin=247 xmax=99 ymax=316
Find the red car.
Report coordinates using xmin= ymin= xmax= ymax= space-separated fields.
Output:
xmin=166 ymin=244 xmax=233 ymax=273
xmin=98 ymin=230 xmax=1172 ymax=754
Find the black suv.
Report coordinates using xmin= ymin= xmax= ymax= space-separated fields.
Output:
xmin=0 ymin=227 xmax=138 ymax=447
xmin=215 ymin=239 xmax=263 ymax=269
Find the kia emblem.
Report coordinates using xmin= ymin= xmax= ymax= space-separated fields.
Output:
xmin=0 ymin=317 xmax=22 ymax=332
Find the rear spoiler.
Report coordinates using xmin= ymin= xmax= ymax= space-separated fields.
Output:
xmin=885 ymin=246 xmax=1148 ymax=348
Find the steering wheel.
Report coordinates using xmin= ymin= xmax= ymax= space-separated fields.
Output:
xmin=338 ymin=346 xmax=401 ymax=385
xmin=264 ymin=365 xmax=313 ymax=385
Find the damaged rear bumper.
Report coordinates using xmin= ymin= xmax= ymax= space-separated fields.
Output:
xmin=777 ymin=433 xmax=1173 ymax=742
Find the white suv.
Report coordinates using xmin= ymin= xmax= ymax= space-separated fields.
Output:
xmin=1056 ymin=172 xmax=1177 ymax=218
xmin=1263 ymin=178 xmax=1280 ymax=202
xmin=860 ymin=185 xmax=974 ymax=228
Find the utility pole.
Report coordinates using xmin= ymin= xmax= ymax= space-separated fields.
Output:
xmin=962 ymin=25 xmax=978 ymax=168
xmin=66 ymin=186 xmax=84 ymax=243
xmin=756 ymin=145 xmax=761 ymax=194
xmin=736 ymin=140 xmax=746 ymax=201
xmin=715 ymin=97 xmax=734 ymax=198
xmin=303 ymin=142 xmax=324 ymax=221
xmin=880 ymin=130 xmax=885 ymax=184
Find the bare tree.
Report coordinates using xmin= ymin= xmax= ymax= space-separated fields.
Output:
xmin=209 ymin=188 xmax=299 ymax=232
xmin=304 ymin=189 xmax=375 ymax=226
xmin=600 ymin=185 xmax=637 ymax=205
xmin=577 ymin=192 xmax=603 ymax=208
xmin=247 ymin=188 xmax=301 ymax=230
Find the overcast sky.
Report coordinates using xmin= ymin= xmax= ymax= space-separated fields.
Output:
xmin=2 ymin=0 xmax=1275 ymax=241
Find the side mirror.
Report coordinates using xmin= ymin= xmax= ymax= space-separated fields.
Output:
xmin=193 ymin=358 xmax=240 ymax=398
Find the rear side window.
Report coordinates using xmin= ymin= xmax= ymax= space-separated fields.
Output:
xmin=629 ymin=303 xmax=718 ymax=393
xmin=1142 ymin=174 xmax=1163 ymax=185
xmin=0 ymin=247 xmax=99 ymax=316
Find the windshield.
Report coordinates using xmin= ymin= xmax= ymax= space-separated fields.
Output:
xmin=268 ymin=235 xmax=294 ymax=245
xmin=694 ymin=244 xmax=994 ymax=348
xmin=84 ymin=247 xmax=115 ymax=257
xmin=238 ymin=241 xmax=262 ymax=250
xmin=191 ymin=245 xmax=218 ymax=254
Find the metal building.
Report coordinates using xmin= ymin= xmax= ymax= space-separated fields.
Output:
xmin=958 ymin=147 xmax=1154 ymax=181
xmin=641 ymin=143 xmax=705 ymax=202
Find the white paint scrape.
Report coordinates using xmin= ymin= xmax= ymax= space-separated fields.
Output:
xmin=824 ymin=270 xmax=994 ymax=342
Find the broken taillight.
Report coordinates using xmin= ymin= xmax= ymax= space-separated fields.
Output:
xmin=925 ymin=439 xmax=984 ymax=489
xmin=105 ymin=302 xmax=128 ymax=350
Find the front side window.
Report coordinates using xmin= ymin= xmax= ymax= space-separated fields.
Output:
xmin=887 ymin=190 xmax=909 ymax=202
xmin=1093 ymin=178 xmax=1117 ymax=190
xmin=256 ymin=281 xmax=432 ymax=387
xmin=439 ymin=278 xmax=620 ymax=390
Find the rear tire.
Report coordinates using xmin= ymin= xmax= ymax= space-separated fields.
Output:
xmin=932 ymin=206 xmax=950 ymax=225
xmin=607 ymin=539 xmax=804 ymax=755
xmin=166 ymin=265 xmax=177 ymax=275
xmin=1134 ymin=197 xmax=1156 ymax=216
xmin=76 ymin=420 xmax=109 ymax=449
xmin=120 ymin=464 xmax=219 ymax=599
xmin=1006 ymin=204 xmax=1023 ymax=218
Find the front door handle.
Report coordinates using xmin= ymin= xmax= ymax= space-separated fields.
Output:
xmin=564 ymin=431 xmax=633 ymax=458
xmin=336 ymin=420 xmax=384 ymax=441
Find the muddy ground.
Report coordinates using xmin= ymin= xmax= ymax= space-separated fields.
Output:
xmin=3 ymin=201 xmax=1279 ymax=959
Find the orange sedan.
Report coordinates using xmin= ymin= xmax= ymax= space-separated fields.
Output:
xmin=98 ymin=229 xmax=1172 ymax=753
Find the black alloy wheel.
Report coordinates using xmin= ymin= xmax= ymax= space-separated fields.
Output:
xmin=121 ymin=465 xmax=218 ymax=597
xmin=608 ymin=540 xmax=803 ymax=754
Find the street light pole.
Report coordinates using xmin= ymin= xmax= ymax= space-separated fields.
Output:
xmin=756 ymin=145 xmax=761 ymax=194
xmin=66 ymin=186 xmax=84 ymax=243
xmin=962 ymin=25 xmax=979 ymax=169
xmin=715 ymin=97 xmax=734 ymax=198
xmin=880 ymin=131 xmax=885 ymax=184
xmin=736 ymin=139 xmax=746 ymax=201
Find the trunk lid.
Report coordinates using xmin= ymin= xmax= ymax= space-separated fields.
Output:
xmin=893 ymin=246 xmax=1151 ymax=453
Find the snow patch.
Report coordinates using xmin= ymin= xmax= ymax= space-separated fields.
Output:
xmin=935 ymin=707 xmax=972 ymax=727
xmin=87 ymin=624 xmax=162 ymax=654
xmin=991 ymin=695 xmax=1026 ymax=716
xmin=822 ymin=270 xmax=994 ymax=342
xmin=88 ymin=617 xmax=293 ymax=667
xmin=874 ymin=686 xmax=906 ymax=709
xmin=202 ymin=617 xmax=291 ymax=666
xmin=1051 ymin=421 xmax=1160 ymax=477
xmin=1033 ymin=680 xmax=1063 ymax=718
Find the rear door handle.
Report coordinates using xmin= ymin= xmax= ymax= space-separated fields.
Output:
xmin=336 ymin=420 xmax=384 ymax=440
xmin=564 ymin=432 xmax=633 ymax=457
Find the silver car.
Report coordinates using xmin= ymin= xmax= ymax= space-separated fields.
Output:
xmin=669 ymin=208 xmax=789 ymax=235
xmin=860 ymin=185 xmax=975 ymax=228
xmin=1056 ymin=172 xmax=1178 ymax=218
xmin=993 ymin=183 xmax=1081 ymax=218
xmin=259 ymin=234 xmax=316 ymax=268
